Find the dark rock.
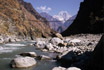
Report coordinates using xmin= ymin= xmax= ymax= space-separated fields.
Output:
xmin=83 ymin=35 xmax=104 ymax=70
xmin=57 ymin=51 xmax=77 ymax=67
xmin=87 ymin=42 xmax=93 ymax=46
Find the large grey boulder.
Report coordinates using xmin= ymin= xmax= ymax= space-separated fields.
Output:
xmin=10 ymin=57 xmax=37 ymax=68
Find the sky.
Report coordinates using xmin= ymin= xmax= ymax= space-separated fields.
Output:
xmin=24 ymin=0 xmax=83 ymax=16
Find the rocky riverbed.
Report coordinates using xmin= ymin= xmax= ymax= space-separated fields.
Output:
xmin=0 ymin=34 xmax=103 ymax=70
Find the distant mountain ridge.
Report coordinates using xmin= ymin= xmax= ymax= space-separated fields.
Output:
xmin=40 ymin=12 xmax=76 ymax=33
xmin=40 ymin=12 xmax=64 ymax=33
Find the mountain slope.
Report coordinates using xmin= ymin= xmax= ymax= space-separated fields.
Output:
xmin=18 ymin=0 xmax=50 ymax=26
xmin=40 ymin=12 xmax=64 ymax=32
xmin=0 ymin=0 xmax=54 ymax=39
xmin=64 ymin=15 xmax=77 ymax=28
xmin=62 ymin=0 xmax=104 ymax=36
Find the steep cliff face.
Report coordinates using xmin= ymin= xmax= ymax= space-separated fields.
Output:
xmin=0 ymin=0 xmax=54 ymax=39
xmin=62 ymin=0 xmax=104 ymax=36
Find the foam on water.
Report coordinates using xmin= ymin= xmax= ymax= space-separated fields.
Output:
xmin=4 ymin=43 xmax=26 ymax=46
xmin=0 ymin=45 xmax=23 ymax=54
xmin=0 ymin=58 xmax=12 ymax=60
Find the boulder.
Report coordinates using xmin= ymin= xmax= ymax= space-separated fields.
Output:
xmin=54 ymin=33 xmax=64 ymax=40
xmin=45 ymin=43 xmax=54 ymax=51
xmin=50 ymin=38 xmax=63 ymax=45
xmin=67 ymin=67 xmax=81 ymax=70
xmin=20 ymin=52 xmax=37 ymax=57
xmin=67 ymin=39 xmax=82 ymax=46
xmin=41 ymin=49 xmax=48 ymax=52
xmin=10 ymin=57 xmax=37 ymax=68
xmin=52 ymin=66 xmax=66 ymax=70
xmin=57 ymin=51 xmax=76 ymax=61
xmin=35 ymin=41 xmax=46 ymax=49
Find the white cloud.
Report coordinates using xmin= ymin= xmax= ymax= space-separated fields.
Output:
xmin=53 ymin=11 xmax=72 ymax=23
xmin=37 ymin=6 xmax=52 ymax=13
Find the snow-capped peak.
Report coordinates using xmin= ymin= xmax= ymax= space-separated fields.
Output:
xmin=53 ymin=11 xmax=71 ymax=23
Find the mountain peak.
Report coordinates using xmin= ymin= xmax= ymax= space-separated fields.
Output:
xmin=53 ymin=11 xmax=72 ymax=23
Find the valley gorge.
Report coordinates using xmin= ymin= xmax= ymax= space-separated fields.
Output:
xmin=0 ymin=0 xmax=103 ymax=70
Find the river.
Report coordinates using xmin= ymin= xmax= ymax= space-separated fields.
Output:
xmin=0 ymin=41 xmax=59 ymax=70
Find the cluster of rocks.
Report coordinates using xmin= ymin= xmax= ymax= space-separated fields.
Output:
xmin=34 ymin=34 xmax=97 ymax=55
xmin=0 ymin=35 xmax=21 ymax=43
xmin=33 ymin=33 xmax=101 ymax=70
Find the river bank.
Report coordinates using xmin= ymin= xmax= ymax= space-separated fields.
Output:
xmin=0 ymin=34 xmax=103 ymax=70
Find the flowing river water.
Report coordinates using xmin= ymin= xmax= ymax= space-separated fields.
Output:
xmin=0 ymin=41 xmax=59 ymax=70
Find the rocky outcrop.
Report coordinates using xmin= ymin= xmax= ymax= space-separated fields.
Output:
xmin=0 ymin=0 xmax=55 ymax=39
xmin=62 ymin=0 xmax=104 ymax=36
